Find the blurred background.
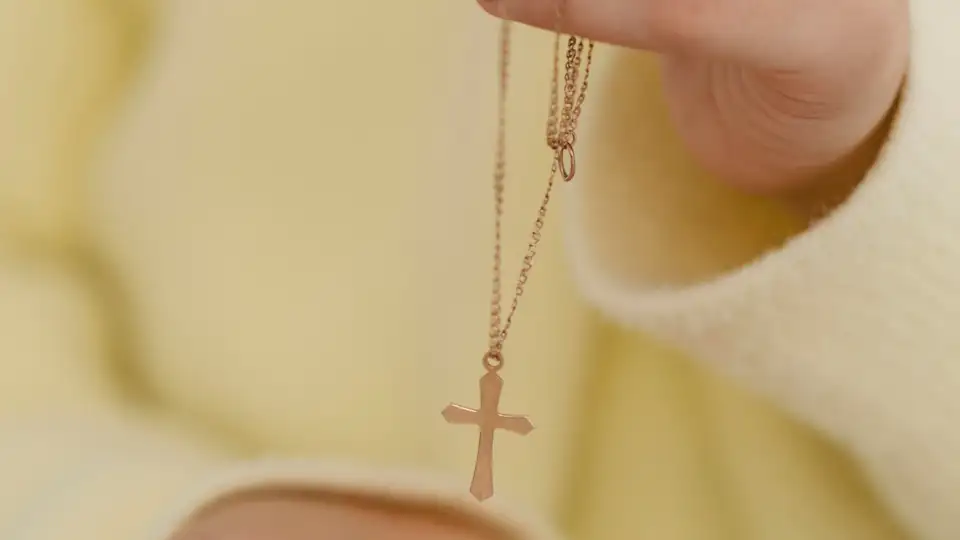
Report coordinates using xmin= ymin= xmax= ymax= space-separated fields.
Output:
xmin=0 ymin=1 xmax=908 ymax=539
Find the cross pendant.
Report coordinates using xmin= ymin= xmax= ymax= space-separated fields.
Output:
xmin=442 ymin=371 xmax=534 ymax=501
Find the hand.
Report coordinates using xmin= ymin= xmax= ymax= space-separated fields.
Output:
xmin=171 ymin=490 xmax=498 ymax=540
xmin=478 ymin=0 xmax=909 ymax=196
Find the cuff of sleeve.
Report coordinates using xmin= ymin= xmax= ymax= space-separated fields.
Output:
xmin=148 ymin=460 xmax=561 ymax=540
xmin=566 ymin=3 xmax=960 ymax=538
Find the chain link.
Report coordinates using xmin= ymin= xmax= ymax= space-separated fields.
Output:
xmin=486 ymin=10 xmax=595 ymax=369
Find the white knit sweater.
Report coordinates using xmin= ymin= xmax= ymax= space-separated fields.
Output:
xmin=572 ymin=0 xmax=960 ymax=537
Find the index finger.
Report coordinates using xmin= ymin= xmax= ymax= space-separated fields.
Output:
xmin=479 ymin=0 xmax=668 ymax=50
xmin=477 ymin=0 xmax=872 ymax=67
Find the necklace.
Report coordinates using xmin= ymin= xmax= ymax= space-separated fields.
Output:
xmin=441 ymin=7 xmax=595 ymax=502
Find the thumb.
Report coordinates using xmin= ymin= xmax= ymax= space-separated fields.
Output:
xmin=479 ymin=0 xmax=870 ymax=68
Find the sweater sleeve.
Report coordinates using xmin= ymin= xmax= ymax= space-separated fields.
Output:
xmin=567 ymin=2 xmax=960 ymax=539
xmin=0 ymin=252 xmax=214 ymax=540
xmin=0 ymin=253 xmax=553 ymax=540
xmin=0 ymin=416 xmax=556 ymax=540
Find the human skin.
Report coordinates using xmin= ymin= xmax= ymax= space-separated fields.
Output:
xmin=170 ymin=489 xmax=509 ymax=540
xmin=482 ymin=0 xmax=909 ymax=203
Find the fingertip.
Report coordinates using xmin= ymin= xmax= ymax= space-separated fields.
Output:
xmin=476 ymin=0 xmax=502 ymax=19
xmin=477 ymin=0 xmax=531 ymax=25
xmin=476 ymin=0 xmax=557 ymax=29
xmin=470 ymin=0 xmax=635 ymax=48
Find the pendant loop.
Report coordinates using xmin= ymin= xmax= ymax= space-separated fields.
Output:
xmin=482 ymin=350 xmax=504 ymax=373
xmin=557 ymin=143 xmax=576 ymax=182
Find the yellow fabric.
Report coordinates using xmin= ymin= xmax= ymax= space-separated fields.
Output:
xmin=0 ymin=0 xmax=940 ymax=539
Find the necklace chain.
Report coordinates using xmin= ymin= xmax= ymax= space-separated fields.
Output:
xmin=485 ymin=17 xmax=595 ymax=370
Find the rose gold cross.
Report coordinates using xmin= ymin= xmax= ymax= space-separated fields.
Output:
xmin=442 ymin=371 xmax=534 ymax=501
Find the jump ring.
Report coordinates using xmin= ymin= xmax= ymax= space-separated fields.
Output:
xmin=482 ymin=350 xmax=504 ymax=373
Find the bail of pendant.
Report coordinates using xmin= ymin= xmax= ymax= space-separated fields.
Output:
xmin=482 ymin=350 xmax=504 ymax=373
xmin=557 ymin=142 xmax=576 ymax=182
